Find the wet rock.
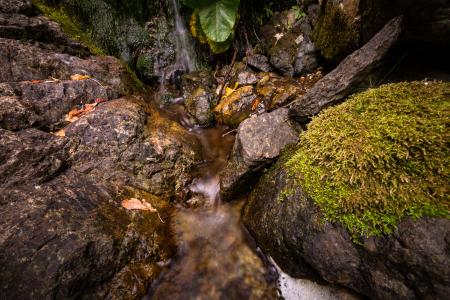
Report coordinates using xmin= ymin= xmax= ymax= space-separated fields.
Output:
xmin=306 ymin=4 xmax=319 ymax=27
xmin=0 ymin=169 xmax=175 ymax=300
xmin=0 ymin=13 xmax=88 ymax=55
xmin=294 ymin=35 xmax=318 ymax=75
xmin=0 ymin=38 xmax=136 ymax=95
xmin=0 ymin=96 xmax=38 ymax=130
xmin=214 ymin=85 xmax=261 ymax=126
xmin=0 ymin=128 xmax=74 ymax=188
xmin=245 ymin=54 xmax=272 ymax=72
xmin=242 ymin=167 xmax=450 ymax=299
xmin=185 ymin=87 xmax=215 ymax=126
xmin=259 ymin=9 xmax=317 ymax=77
xmin=289 ymin=16 xmax=403 ymax=123
xmin=150 ymin=207 xmax=278 ymax=300
xmin=181 ymin=70 xmax=216 ymax=98
xmin=220 ymin=108 xmax=300 ymax=201
xmin=65 ymin=97 xmax=201 ymax=198
xmin=237 ymin=71 xmax=259 ymax=86
xmin=3 ymin=79 xmax=119 ymax=130
xmin=0 ymin=0 xmax=33 ymax=15
xmin=313 ymin=0 xmax=361 ymax=63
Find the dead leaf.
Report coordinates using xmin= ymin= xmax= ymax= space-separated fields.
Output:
xmin=66 ymin=103 xmax=97 ymax=122
xmin=30 ymin=80 xmax=43 ymax=84
xmin=95 ymin=98 xmax=107 ymax=104
xmin=70 ymin=74 xmax=91 ymax=81
xmin=251 ymin=98 xmax=261 ymax=110
xmin=53 ymin=129 xmax=65 ymax=137
xmin=121 ymin=198 xmax=157 ymax=212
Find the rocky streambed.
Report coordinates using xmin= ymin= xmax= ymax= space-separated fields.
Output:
xmin=1 ymin=0 xmax=449 ymax=300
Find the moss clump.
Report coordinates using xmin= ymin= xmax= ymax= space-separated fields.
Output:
xmin=32 ymin=0 xmax=105 ymax=56
xmin=286 ymin=81 xmax=450 ymax=240
xmin=313 ymin=2 xmax=359 ymax=64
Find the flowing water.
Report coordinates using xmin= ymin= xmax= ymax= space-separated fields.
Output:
xmin=168 ymin=0 xmax=198 ymax=73
xmin=147 ymin=2 xmax=358 ymax=298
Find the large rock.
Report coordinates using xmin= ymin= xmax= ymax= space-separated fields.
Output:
xmin=0 ymin=0 xmax=33 ymax=15
xmin=0 ymin=128 xmax=175 ymax=299
xmin=2 ymin=80 xmax=119 ymax=130
xmin=0 ymin=96 xmax=38 ymax=130
xmin=289 ymin=16 xmax=403 ymax=123
xmin=0 ymin=13 xmax=88 ymax=55
xmin=259 ymin=9 xmax=317 ymax=77
xmin=0 ymin=38 xmax=135 ymax=95
xmin=66 ymin=97 xmax=201 ymax=198
xmin=219 ymin=108 xmax=300 ymax=201
xmin=150 ymin=207 xmax=278 ymax=299
xmin=242 ymin=166 xmax=450 ymax=299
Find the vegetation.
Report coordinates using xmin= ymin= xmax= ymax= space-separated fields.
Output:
xmin=313 ymin=1 xmax=359 ymax=63
xmin=32 ymin=0 xmax=105 ymax=55
xmin=182 ymin=0 xmax=240 ymax=53
xmin=286 ymin=81 xmax=450 ymax=240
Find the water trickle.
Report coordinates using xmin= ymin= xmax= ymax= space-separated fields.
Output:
xmin=168 ymin=0 xmax=198 ymax=73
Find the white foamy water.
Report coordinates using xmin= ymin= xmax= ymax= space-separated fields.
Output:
xmin=169 ymin=0 xmax=198 ymax=72
xmin=270 ymin=257 xmax=358 ymax=300
xmin=189 ymin=175 xmax=220 ymax=203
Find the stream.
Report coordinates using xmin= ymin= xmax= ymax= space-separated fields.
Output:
xmin=145 ymin=88 xmax=354 ymax=300
xmin=145 ymin=1 xmax=355 ymax=298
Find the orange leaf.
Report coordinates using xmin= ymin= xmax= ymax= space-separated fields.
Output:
xmin=53 ymin=129 xmax=65 ymax=137
xmin=251 ymin=98 xmax=261 ymax=110
xmin=66 ymin=103 xmax=97 ymax=122
xmin=70 ymin=74 xmax=91 ymax=81
xmin=121 ymin=198 xmax=157 ymax=212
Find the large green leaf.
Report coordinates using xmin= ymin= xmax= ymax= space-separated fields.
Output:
xmin=180 ymin=0 xmax=217 ymax=9
xmin=198 ymin=0 xmax=239 ymax=43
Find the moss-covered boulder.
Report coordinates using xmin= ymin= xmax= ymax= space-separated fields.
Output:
xmin=243 ymin=81 xmax=450 ymax=299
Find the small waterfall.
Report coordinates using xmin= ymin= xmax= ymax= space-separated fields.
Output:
xmin=169 ymin=0 xmax=198 ymax=73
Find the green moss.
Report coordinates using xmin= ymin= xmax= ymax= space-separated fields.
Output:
xmin=286 ymin=81 xmax=450 ymax=241
xmin=32 ymin=0 xmax=105 ymax=56
xmin=124 ymin=63 xmax=145 ymax=92
xmin=313 ymin=2 xmax=360 ymax=63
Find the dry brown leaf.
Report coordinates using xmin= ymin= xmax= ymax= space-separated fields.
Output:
xmin=66 ymin=103 xmax=97 ymax=122
xmin=53 ymin=129 xmax=65 ymax=137
xmin=251 ymin=98 xmax=261 ymax=110
xmin=70 ymin=74 xmax=91 ymax=81
xmin=121 ymin=198 xmax=157 ymax=212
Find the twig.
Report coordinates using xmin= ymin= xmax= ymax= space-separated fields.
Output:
xmin=157 ymin=212 xmax=165 ymax=223
xmin=91 ymin=78 xmax=106 ymax=89
xmin=222 ymin=128 xmax=237 ymax=137
xmin=217 ymin=46 xmax=238 ymax=103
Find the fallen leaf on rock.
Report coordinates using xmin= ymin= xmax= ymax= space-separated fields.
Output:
xmin=251 ymin=98 xmax=261 ymax=110
xmin=66 ymin=103 xmax=97 ymax=122
xmin=53 ymin=129 xmax=65 ymax=137
xmin=121 ymin=198 xmax=157 ymax=212
xmin=95 ymin=98 xmax=107 ymax=104
xmin=70 ymin=74 xmax=91 ymax=81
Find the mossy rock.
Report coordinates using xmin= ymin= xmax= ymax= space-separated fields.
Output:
xmin=312 ymin=1 xmax=360 ymax=64
xmin=286 ymin=81 xmax=450 ymax=240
